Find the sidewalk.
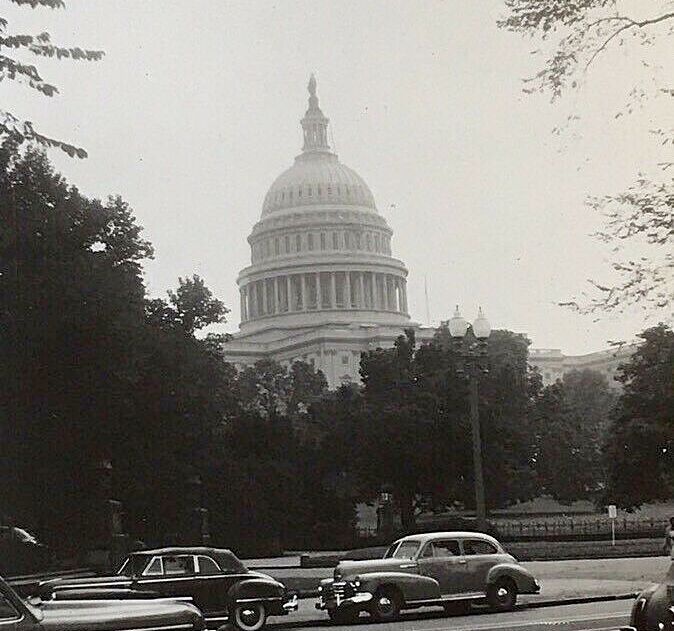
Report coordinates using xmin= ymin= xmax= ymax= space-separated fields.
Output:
xmin=251 ymin=555 xmax=672 ymax=605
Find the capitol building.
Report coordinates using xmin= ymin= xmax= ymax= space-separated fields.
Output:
xmin=223 ymin=77 xmax=629 ymax=388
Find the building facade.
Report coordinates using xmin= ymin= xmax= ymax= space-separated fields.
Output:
xmin=223 ymin=77 xmax=631 ymax=388
xmin=528 ymin=346 xmax=634 ymax=389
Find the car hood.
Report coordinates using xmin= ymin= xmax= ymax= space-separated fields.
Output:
xmin=36 ymin=598 xmax=202 ymax=630
xmin=335 ymin=558 xmax=417 ymax=580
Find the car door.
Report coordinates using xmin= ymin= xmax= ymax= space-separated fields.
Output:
xmin=137 ymin=555 xmax=199 ymax=604
xmin=417 ymin=539 xmax=467 ymax=596
xmin=194 ymin=554 xmax=229 ymax=616
xmin=461 ymin=538 xmax=501 ymax=593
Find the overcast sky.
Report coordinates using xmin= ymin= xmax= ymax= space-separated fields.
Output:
xmin=4 ymin=0 xmax=671 ymax=354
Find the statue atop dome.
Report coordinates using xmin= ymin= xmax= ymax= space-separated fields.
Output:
xmin=301 ymin=74 xmax=330 ymax=153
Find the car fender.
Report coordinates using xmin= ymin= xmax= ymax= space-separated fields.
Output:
xmin=631 ymin=582 xmax=670 ymax=631
xmin=357 ymin=571 xmax=440 ymax=603
xmin=227 ymin=577 xmax=285 ymax=605
xmin=486 ymin=563 xmax=538 ymax=593
xmin=51 ymin=588 xmax=161 ymax=601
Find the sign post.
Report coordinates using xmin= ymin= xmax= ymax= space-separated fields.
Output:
xmin=608 ymin=505 xmax=617 ymax=546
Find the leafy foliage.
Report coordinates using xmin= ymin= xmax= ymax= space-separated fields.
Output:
xmin=0 ymin=145 xmax=353 ymax=554
xmin=604 ymin=324 xmax=674 ymax=508
xmin=499 ymin=0 xmax=674 ymax=313
xmin=531 ymin=369 xmax=616 ymax=502
xmin=1 ymin=0 xmax=104 ymax=157
xmin=346 ymin=328 xmax=541 ymax=529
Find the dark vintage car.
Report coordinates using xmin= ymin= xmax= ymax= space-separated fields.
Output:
xmin=316 ymin=531 xmax=540 ymax=623
xmin=0 ymin=573 xmax=204 ymax=631
xmin=629 ymin=565 xmax=674 ymax=631
xmin=38 ymin=547 xmax=296 ymax=631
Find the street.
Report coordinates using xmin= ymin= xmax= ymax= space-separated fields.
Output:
xmin=268 ymin=599 xmax=633 ymax=631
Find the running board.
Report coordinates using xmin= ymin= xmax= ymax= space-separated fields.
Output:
xmin=407 ymin=593 xmax=485 ymax=607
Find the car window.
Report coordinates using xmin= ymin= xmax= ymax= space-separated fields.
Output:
xmin=420 ymin=543 xmax=434 ymax=558
xmin=383 ymin=542 xmax=400 ymax=559
xmin=118 ymin=555 xmax=150 ymax=577
xmin=143 ymin=557 xmax=163 ymax=576
xmin=0 ymin=595 xmax=19 ymax=621
xmin=392 ymin=541 xmax=420 ymax=559
xmin=163 ymin=555 xmax=195 ymax=575
xmin=463 ymin=539 xmax=498 ymax=555
xmin=431 ymin=540 xmax=461 ymax=557
xmin=197 ymin=556 xmax=220 ymax=575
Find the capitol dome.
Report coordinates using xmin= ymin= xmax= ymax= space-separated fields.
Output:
xmin=236 ymin=75 xmax=410 ymax=335
xmin=262 ymin=153 xmax=377 ymax=216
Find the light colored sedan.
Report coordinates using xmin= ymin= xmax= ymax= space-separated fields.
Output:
xmin=316 ymin=531 xmax=540 ymax=624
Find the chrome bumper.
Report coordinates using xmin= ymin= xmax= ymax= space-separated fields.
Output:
xmin=283 ymin=594 xmax=299 ymax=612
xmin=316 ymin=591 xmax=372 ymax=610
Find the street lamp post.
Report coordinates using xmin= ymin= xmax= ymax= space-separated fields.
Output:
xmin=448 ymin=306 xmax=491 ymax=533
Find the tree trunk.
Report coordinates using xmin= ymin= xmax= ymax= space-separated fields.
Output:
xmin=399 ymin=491 xmax=417 ymax=531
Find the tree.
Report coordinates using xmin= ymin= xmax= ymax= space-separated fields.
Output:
xmin=604 ymin=324 xmax=674 ymax=508
xmin=352 ymin=327 xmax=540 ymax=530
xmin=0 ymin=147 xmax=152 ymax=545
xmin=147 ymin=274 xmax=228 ymax=335
xmin=499 ymin=1 xmax=673 ymax=313
xmin=1 ymin=0 xmax=104 ymax=156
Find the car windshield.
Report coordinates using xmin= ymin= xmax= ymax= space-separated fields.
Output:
xmin=117 ymin=555 xmax=150 ymax=577
xmin=383 ymin=542 xmax=400 ymax=559
xmin=391 ymin=541 xmax=420 ymax=559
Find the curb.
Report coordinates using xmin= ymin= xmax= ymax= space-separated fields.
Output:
xmin=520 ymin=591 xmax=639 ymax=609
xmin=294 ymin=589 xmax=639 ymax=604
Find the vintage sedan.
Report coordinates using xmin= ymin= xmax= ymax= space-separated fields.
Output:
xmin=629 ymin=567 xmax=674 ymax=631
xmin=0 ymin=573 xmax=204 ymax=631
xmin=38 ymin=547 xmax=297 ymax=631
xmin=316 ymin=531 xmax=540 ymax=623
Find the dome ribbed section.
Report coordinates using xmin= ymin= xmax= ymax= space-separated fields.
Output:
xmin=262 ymin=153 xmax=376 ymax=216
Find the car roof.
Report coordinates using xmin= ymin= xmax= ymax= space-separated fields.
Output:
xmin=396 ymin=531 xmax=501 ymax=546
xmin=128 ymin=547 xmax=247 ymax=572
xmin=129 ymin=546 xmax=234 ymax=558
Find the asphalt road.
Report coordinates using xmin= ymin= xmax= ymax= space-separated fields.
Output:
xmin=268 ymin=598 xmax=634 ymax=631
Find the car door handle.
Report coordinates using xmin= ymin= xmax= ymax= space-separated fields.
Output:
xmin=457 ymin=559 xmax=467 ymax=564
xmin=400 ymin=563 xmax=417 ymax=569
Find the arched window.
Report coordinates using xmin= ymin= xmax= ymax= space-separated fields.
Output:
xmin=344 ymin=232 xmax=351 ymax=248
xmin=308 ymin=233 xmax=314 ymax=251
xmin=375 ymin=234 xmax=381 ymax=252
xmin=355 ymin=232 xmax=362 ymax=250
xmin=274 ymin=238 xmax=279 ymax=256
xmin=308 ymin=186 xmax=313 ymax=197
xmin=296 ymin=234 xmax=302 ymax=251
xmin=366 ymin=233 xmax=372 ymax=251
xmin=333 ymin=232 xmax=339 ymax=249
xmin=320 ymin=233 xmax=326 ymax=250
xmin=285 ymin=235 xmax=290 ymax=253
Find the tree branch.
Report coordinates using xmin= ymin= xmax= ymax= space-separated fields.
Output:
xmin=585 ymin=11 xmax=674 ymax=70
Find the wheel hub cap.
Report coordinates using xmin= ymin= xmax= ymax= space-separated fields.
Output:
xmin=378 ymin=596 xmax=392 ymax=612
xmin=241 ymin=608 xmax=259 ymax=625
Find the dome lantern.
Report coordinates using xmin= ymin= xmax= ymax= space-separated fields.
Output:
xmin=301 ymin=74 xmax=331 ymax=154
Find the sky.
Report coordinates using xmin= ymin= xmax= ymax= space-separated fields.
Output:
xmin=4 ymin=0 xmax=672 ymax=354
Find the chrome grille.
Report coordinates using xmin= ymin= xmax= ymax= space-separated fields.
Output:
xmin=320 ymin=581 xmax=354 ymax=606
